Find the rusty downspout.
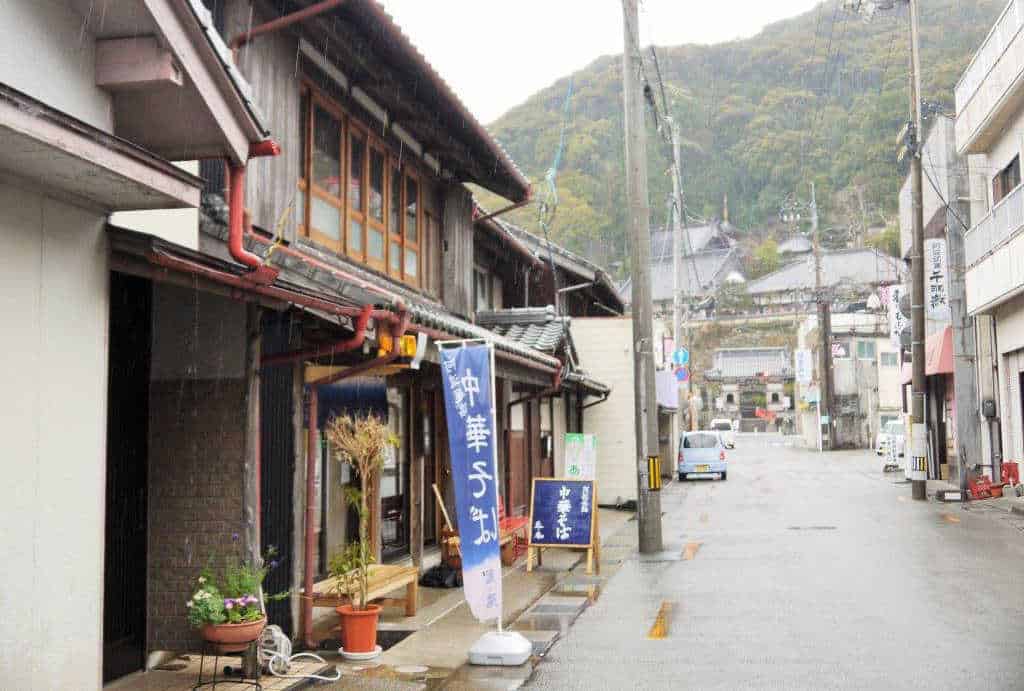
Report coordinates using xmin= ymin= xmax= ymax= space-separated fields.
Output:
xmin=229 ymin=0 xmax=348 ymax=53
xmin=301 ymin=310 xmax=408 ymax=649
xmin=261 ymin=305 xmax=375 ymax=367
xmin=228 ymin=140 xmax=282 ymax=285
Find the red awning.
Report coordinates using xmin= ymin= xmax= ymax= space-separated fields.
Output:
xmin=902 ymin=326 xmax=953 ymax=384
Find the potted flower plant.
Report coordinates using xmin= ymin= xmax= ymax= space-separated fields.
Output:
xmin=324 ymin=413 xmax=395 ymax=654
xmin=186 ymin=545 xmax=280 ymax=653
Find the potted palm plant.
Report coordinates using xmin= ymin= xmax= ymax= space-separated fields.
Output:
xmin=324 ymin=413 xmax=395 ymax=655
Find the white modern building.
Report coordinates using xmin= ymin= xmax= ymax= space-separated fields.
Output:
xmin=956 ymin=0 xmax=1024 ymax=478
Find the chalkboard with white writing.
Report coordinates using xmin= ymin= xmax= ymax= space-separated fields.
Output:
xmin=528 ymin=478 xmax=596 ymax=548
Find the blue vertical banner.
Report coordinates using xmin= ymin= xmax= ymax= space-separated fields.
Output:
xmin=438 ymin=343 xmax=502 ymax=623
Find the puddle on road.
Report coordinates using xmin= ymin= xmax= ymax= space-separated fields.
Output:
xmin=340 ymin=661 xmax=452 ymax=688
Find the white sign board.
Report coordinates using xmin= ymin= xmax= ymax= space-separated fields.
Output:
xmin=925 ymin=238 xmax=951 ymax=321
xmin=888 ymin=284 xmax=907 ymax=347
xmin=794 ymin=349 xmax=813 ymax=385
xmin=564 ymin=433 xmax=597 ymax=480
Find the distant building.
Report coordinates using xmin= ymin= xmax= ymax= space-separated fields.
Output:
xmin=620 ymin=222 xmax=746 ymax=314
xmin=745 ymin=247 xmax=903 ymax=314
xmin=704 ymin=347 xmax=794 ymax=431
xmin=777 ymin=235 xmax=813 ymax=257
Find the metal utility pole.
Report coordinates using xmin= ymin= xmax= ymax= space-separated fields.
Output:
xmin=907 ymin=0 xmax=928 ymax=500
xmin=621 ymin=0 xmax=663 ymax=553
xmin=810 ymin=183 xmax=835 ymax=450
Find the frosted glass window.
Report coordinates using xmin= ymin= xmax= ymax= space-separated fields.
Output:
xmin=311 ymin=197 xmax=340 ymax=239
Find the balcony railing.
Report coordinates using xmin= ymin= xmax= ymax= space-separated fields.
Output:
xmin=955 ymin=0 xmax=1023 ymax=114
xmin=966 ymin=182 xmax=1024 ymax=268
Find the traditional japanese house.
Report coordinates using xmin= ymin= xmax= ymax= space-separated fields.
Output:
xmin=0 ymin=0 xmax=277 ymax=685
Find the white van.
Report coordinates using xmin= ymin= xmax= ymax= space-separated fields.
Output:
xmin=710 ymin=418 xmax=736 ymax=448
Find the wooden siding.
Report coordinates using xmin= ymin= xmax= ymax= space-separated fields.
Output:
xmin=225 ymin=2 xmax=303 ymax=242
xmin=443 ymin=184 xmax=474 ymax=318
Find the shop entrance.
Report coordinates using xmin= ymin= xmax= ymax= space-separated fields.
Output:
xmin=103 ymin=273 xmax=151 ymax=683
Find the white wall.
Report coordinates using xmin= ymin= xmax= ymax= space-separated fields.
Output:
xmin=110 ymin=163 xmax=201 ymax=250
xmin=573 ymin=317 xmax=637 ymax=503
xmin=0 ymin=0 xmax=113 ymax=131
xmin=0 ymin=181 xmax=109 ymax=690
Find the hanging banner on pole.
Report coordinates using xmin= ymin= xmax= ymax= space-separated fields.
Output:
xmin=888 ymin=284 xmax=908 ymax=348
xmin=564 ymin=433 xmax=597 ymax=480
xmin=794 ymin=349 xmax=813 ymax=385
xmin=438 ymin=343 xmax=502 ymax=623
xmin=924 ymin=238 xmax=951 ymax=321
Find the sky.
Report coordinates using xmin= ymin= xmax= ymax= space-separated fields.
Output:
xmin=379 ymin=0 xmax=823 ymax=124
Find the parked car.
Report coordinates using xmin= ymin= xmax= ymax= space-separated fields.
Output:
xmin=710 ymin=418 xmax=736 ymax=448
xmin=875 ymin=420 xmax=906 ymax=457
xmin=678 ymin=431 xmax=728 ymax=481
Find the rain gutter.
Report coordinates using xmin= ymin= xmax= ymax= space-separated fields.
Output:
xmin=227 ymin=139 xmax=282 ymax=285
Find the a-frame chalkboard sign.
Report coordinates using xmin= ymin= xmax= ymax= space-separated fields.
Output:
xmin=526 ymin=478 xmax=600 ymax=575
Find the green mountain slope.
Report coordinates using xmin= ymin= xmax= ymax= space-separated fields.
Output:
xmin=482 ymin=0 xmax=1002 ymax=273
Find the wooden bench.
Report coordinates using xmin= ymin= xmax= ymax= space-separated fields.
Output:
xmin=309 ymin=564 xmax=419 ymax=617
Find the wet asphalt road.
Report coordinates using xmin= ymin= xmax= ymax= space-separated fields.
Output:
xmin=526 ymin=434 xmax=1024 ymax=690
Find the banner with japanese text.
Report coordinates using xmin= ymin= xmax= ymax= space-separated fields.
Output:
xmin=438 ymin=343 xmax=502 ymax=623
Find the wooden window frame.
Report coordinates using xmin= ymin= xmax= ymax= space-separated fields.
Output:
xmin=304 ymin=90 xmax=346 ymax=253
xmin=296 ymin=80 xmax=431 ymax=291
xmin=347 ymin=122 xmax=369 ymax=263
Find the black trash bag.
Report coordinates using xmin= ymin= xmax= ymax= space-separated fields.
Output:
xmin=419 ymin=563 xmax=462 ymax=589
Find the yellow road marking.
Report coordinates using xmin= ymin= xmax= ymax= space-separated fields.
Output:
xmin=682 ymin=542 xmax=702 ymax=560
xmin=647 ymin=600 xmax=674 ymax=639
xmin=942 ymin=513 xmax=961 ymax=524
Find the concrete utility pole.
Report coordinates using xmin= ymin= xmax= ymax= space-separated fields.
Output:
xmin=669 ymin=118 xmax=691 ymax=430
xmin=907 ymin=0 xmax=928 ymax=500
xmin=621 ymin=0 xmax=663 ymax=553
xmin=810 ymin=183 xmax=835 ymax=449
xmin=844 ymin=0 xmax=927 ymax=498
xmin=946 ymin=153 xmax=980 ymax=489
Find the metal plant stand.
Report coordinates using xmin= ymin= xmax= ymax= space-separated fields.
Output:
xmin=193 ymin=640 xmax=262 ymax=690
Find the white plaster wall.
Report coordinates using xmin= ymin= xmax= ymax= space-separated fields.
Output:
xmin=995 ymin=292 xmax=1024 ymax=355
xmin=0 ymin=181 xmax=109 ymax=689
xmin=0 ymin=0 xmax=113 ymax=131
xmin=572 ymin=317 xmax=637 ymax=503
xmin=110 ymin=163 xmax=200 ymax=250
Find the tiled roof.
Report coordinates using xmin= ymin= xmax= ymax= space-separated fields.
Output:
xmin=195 ymin=202 xmax=561 ymax=369
xmin=708 ymin=348 xmax=792 ymax=380
xmin=620 ymin=249 xmax=743 ymax=304
xmin=649 ymin=224 xmax=732 ymax=260
xmin=746 ymin=248 xmax=903 ymax=295
xmin=186 ymin=0 xmax=269 ymax=136
xmin=475 ymin=306 xmax=569 ymax=355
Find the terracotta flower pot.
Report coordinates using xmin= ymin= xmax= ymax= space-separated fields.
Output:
xmin=336 ymin=604 xmax=381 ymax=653
xmin=200 ymin=616 xmax=267 ymax=653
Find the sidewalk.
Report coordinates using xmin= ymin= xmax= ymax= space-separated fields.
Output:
xmin=312 ymin=507 xmax=634 ymax=690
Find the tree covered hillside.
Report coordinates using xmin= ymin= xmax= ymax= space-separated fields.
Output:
xmin=481 ymin=0 xmax=1002 ymax=274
